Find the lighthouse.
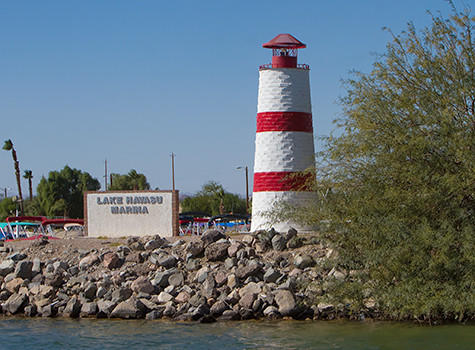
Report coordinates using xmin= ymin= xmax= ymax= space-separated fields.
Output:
xmin=251 ymin=33 xmax=316 ymax=233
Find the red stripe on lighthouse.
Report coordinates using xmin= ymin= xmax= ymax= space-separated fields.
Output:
xmin=257 ymin=112 xmax=313 ymax=132
xmin=253 ymin=172 xmax=313 ymax=192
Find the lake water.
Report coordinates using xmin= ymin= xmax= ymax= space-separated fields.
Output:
xmin=0 ymin=318 xmax=473 ymax=349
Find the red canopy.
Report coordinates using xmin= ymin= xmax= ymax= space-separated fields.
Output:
xmin=262 ymin=34 xmax=306 ymax=49
xmin=6 ymin=216 xmax=46 ymax=223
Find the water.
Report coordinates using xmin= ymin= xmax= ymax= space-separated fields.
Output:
xmin=0 ymin=318 xmax=473 ymax=350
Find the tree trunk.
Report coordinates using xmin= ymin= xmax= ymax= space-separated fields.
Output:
xmin=28 ymin=178 xmax=32 ymax=201
xmin=11 ymin=148 xmax=24 ymax=214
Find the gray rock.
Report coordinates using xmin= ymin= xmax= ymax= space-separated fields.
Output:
xmin=185 ymin=241 xmax=205 ymax=258
xmin=205 ymin=242 xmax=230 ymax=261
xmin=168 ymin=272 xmax=184 ymax=287
xmin=287 ymin=236 xmax=304 ymax=249
xmin=191 ymin=303 xmax=210 ymax=320
xmin=185 ymin=258 xmax=201 ymax=271
xmin=103 ymin=252 xmax=122 ymax=269
xmin=79 ymin=254 xmax=99 ymax=270
xmin=189 ymin=294 xmax=206 ymax=308
xmin=3 ymin=293 xmax=28 ymax=314
xmin=236 ymin=264 xmax=262 ymax=280
xmin=263 ymin=305 xmax=279 ymax=317
xmin=271 ymin=234 xmax=287 ymax=251
xmin=0 ymin=260 xmax=15 ymax=277
xmin=210 ymin=300 xmax=228 ymax=316
xmin=152 ymin=270 xmax=173 ymax=288
xmin=97 ymin=300 xmax=117 ymax=317
xmin=96 ymin=286 xmax=107 ymax=299
xmin=144 ymin=238 xmax=165 ymax=250
xmin=201 ymin=230 xmax=226 ymax=246
xmin=264 ymin=268 xmax=282 ymax=283
xmin=224 ymin=257 xmax=237 ymax=269
xmin=41 ymin=304 xmax=57 ymax=318
xmin=146 ymin=308 xmax=165 ymax=320
xmin=7 ymin=253 xmax=26 ymax=262
xmin=163 ymin=302 xmax=176 ymax=318
xmin=239 ymin=282 xmax=261 ymax=298
xmin=53 ymin=261 xmax=68 ymax=271
xmin=285 ymin=228 xmax=298 ymax=241
xmin=157 ymin=292 xmax=173 ymax=303
xmin=218 ymin=309 xmax=240 ymax=321
xmin=149 ymin=253 xmax=177 ymax=269
xmin=194 ymin=266 xmax=209 ymax=284
xmin=131 ymin=276 xmax=155 ymax=294
xmin=80 ymin=302 xmax=98 ymax=317
xmin=111 ymin=287 xmax=133 ymax=303
xmin=32 ymin=258 xmax=41 ymax=275
xmin=83 ymin=283 xmax=97 ymax=301
xmin=239 ymin=293 xmax=257 ymax=309
xmin=275 ymin=290 xmax=296 ymax=316
xmin=63 ymin=297 xmax=82 ymax=318
xmin=201 ymin=277 xmax=216 ymax=298
xmin=294 ymin=254 xmax=314 ymax=269
xmin=110 ymin=298 xmax=145 ymax=319
xmin=24 ymin=304 xmax=37 ymax=317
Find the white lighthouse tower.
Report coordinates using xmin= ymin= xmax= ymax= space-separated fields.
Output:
xmin=251 ymin=33 xmax=316 ymax=233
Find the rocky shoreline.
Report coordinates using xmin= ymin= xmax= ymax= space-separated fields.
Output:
xmin=0 ymin=229 xmax=375 ymax=322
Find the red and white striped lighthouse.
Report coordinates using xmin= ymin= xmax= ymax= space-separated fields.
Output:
xmin=251 ymin=34 xmax=316 ymax=232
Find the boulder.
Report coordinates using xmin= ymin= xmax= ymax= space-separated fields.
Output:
xmin=287 ymin=236 xmax=304 ymax=249
xmin=239 ymin=282 xmax=261 ymax=298
xmin=218 ymin=309 xmax=240 ymax=321
xmin=110 ymin=298 xmax=145 ymax=319
xmin=185 ymin=241 xmax=205 ymax=258
xmin=7 ymin=253 xmax=26 ymax=262
xmin=263 ymin=305 xmax=279 ymax=317
xmin=205 ymin=242 xmax=229 ymax=261
xmin=103 ymin=252 xmax=122 ymax=269
xmin=6 ymin=278 xmax=24 ymax=294
xmin=0 ymin=260 xmax=15 ymax=277
xmin=157 ymin=292 xmax=174 ymax=303
xmin=227 ymin=243 xmax=243 ymax=257
xmin=131 ymin=276 xmax=155 ymax=294
xmin=168 ymin=272 xmax=184 ymax=287
xmin=263 ymin=268 xmax=282 ymax=283
xmin=111 ymin=287 xmax=133 ymax=303
xmin=144 ymin=238 xmax=165 ymax=250
xmin=3 ymin=293 xmax=28 ymax=314
xmin=146 ymin=308 xmax=165 ymax=320
xmin=285 ymin=228 xmax=298 ymax=241
xmin=210 ymin=300 xmax=228 ymax=316
xmin=175 ymin=291 xmax=191 ymax=304
xmin=271 ymin=234 xmax=287 ymax=251
xmin=149 ymin=252 xmax=177 ymax=269
xmin=79 ymin=254 xmax=99 ymax=270
xmin=275 ymin=289 xmax=296 ymax=316
xmin=63 ymin=296 xmax=82 ymax=318
xmin=236 ymin=264 xmax=262 ymax=280
xmin=80 ymin=302 xmax=98 ymax=317
xmin=152 ymin=270 xmax=174 ymax=288
xmin=83 ymin=283 xmax=97 ymax=301
xmin=294 ymin=254 xmax=315 ymax=269
xmin=201 ymin=230 xmax=226 ymax=247
xmin=97 ymin=300 xmax=117 ymax=318
xmin=239 ymin=292 xmax=257 ymax=309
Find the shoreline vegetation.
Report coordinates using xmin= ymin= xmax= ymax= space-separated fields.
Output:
xmin=0 ymin=229 xmax=472 ymax=324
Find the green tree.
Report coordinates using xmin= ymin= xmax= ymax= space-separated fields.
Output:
xmin=0 ymin=197 xmax=18 ymax=220
xmin=3 ymin=140 xmax=23 ymax=214
xmin=109 ymin=169 xmax=150 ymax=191
xmin=36 ymin=165 xmax=100 ymax=218
xmin=289 ymin=7 xmax=474 ymax=321
xmin=23 ymin=170 xmax=33 ymax=201
xmin=181 ymin=181 xmax=246 ymax=216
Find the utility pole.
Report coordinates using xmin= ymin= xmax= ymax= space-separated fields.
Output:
xmin=237 ymin=166 xmax=250 ymax=214
xmin=104 ymin=159 xmax=108 ymax=191
xmin=171 ymin=153 xmax=175 ymax=191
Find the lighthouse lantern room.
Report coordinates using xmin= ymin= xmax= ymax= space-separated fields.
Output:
xmin=251 ymin=33 xmax=316 ymax=233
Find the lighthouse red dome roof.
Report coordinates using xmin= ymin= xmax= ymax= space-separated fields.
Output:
xmin=262 ymin=34 xmax=306 ymax=49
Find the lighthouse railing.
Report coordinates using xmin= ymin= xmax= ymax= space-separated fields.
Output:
xmin=259 ymin=63 xmax=310 ymax=70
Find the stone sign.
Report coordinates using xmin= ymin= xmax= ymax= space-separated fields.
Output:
xmin=85 ymin=191 xmax=179 ymax=237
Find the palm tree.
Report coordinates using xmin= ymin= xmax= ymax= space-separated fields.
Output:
xmin=3 ymin=139 xmax=23 ymax=214
xmin=23 ymin=170 xmax=33 ymax=201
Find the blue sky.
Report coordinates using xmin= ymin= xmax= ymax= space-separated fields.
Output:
xmin=0 ymin=0 xmax=467 ymax=198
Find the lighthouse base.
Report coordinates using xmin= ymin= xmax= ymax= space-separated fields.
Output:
xmin=250 ymin=191 xmax=317 ymax=233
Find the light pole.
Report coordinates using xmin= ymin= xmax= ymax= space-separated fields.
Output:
xmin=236 ymin=166 xmax=249 ymax=215
xmin=0 ymin=187 xmax=11 ymax=200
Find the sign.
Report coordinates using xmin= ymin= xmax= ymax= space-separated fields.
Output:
xmin=85 ymin=191 xmax=179 ymax=237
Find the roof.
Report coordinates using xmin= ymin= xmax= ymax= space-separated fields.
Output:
xmin=262 ymin=34 xmax=306 ymax=49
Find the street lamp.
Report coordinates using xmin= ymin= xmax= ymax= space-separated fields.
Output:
xmin=236 ymin=166 xmax=249 ymax=215
xmin=0 ymin=187 xmax=11 ymax=200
